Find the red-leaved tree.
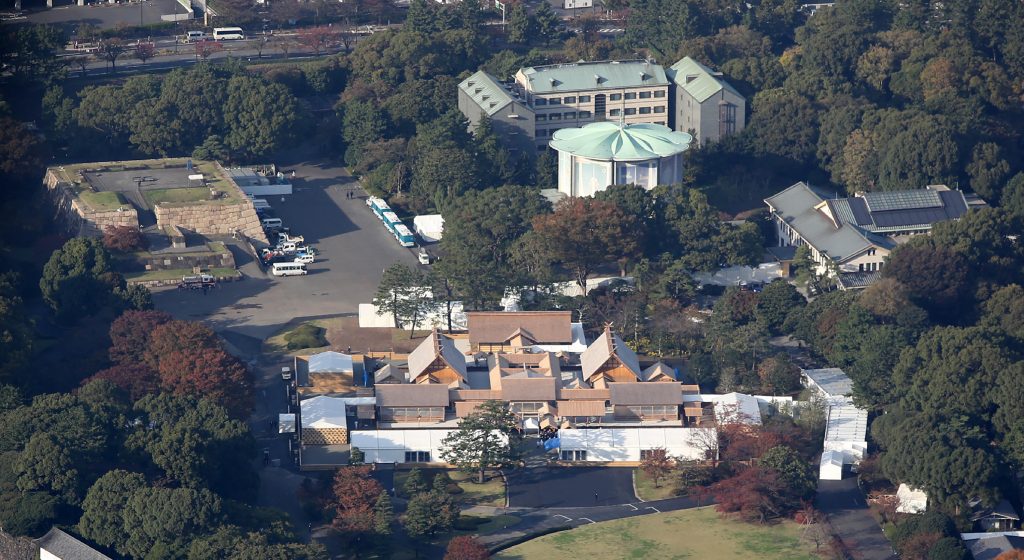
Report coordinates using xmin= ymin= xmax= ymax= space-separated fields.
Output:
xmin=157 ymin=347 xmax=252 ymax=417
xmin=103 ymin=225 xmax=147 ymax=252
xmin=296 ymin=26 xmax=339 ymax=56
xmin=332 ymin=466 xmax=385 ymax=533
xmin=444 ymin=536 xmax=490 ymax=560
xmin=84 ymin=363 xmax=161 ymax=400
xmin=109 ymin=309 xmax=174 ymax=365
xmin=145 ymin=320 xmax=220 ymax=370
xmin=707 ymin=466 xmax=790 ymax=523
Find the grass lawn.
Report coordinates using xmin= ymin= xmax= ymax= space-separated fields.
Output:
xmin=78 ymin=190 xmax=126 ymax=212
xmin=264 ymin=318 xmax=344 ymax=356
xmin=143 ymin=187 xmax=218 ymax=206
xmin=496 ymin=507 xmax=823 ymax=560
xmin=633 ymin=469 xmax=680 ymax=501
xmin=394 ymin=469 xmax=506 ymax=508
xmin=123 ymin=267 xmax=239 ymax=282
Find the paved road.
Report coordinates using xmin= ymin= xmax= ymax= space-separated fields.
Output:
xmin=816 ymin=478 xmax=897 ymax=560
xmin=507 ymin=466 xmax=636 ymax=508
xmin=17 ymin=0 xmax=183 ymax=31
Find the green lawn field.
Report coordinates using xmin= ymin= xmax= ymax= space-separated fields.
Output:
xmin=496 ymin=506 xmax=822 ymax=560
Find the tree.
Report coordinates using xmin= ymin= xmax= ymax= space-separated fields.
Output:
xmin=0 ymin=117 xmax=48 ymax=187
xmin=134 ymin=42 xmax=156 ymax=65
xmin=759 ymin=445 xmax=816 ymax=502
xmin=444 ymin=536 xmax=490 ymax=560
xmin=120 ymin=486 xmax=222 ymax=559
xmin=350 ymin=446 xmax=365 ymax=465
xmin=341 ymin=100 xmax=387 ymax=167
xmin=98 ymin=38 xmax=127 ymax=73
xmin=440 ymin=400 xmax=521 ymax=484
xmin=403 ymin=488 xmax=458 ymax=539
xmin=108 ymin=309 xmax=174 ymax=365
xmin=157 ymin=347 xmax=253 ymax=418
xmin=14 ymin=432 xmax=80 ymax=504
xmin=332 ymin=465 xmax=385 ymax=533
xmin=639 ymin=448 xmax=675 ymax=488
xmin=195 ymin=40 xmax=224 ymax=61
xmin=373 ymin=492 xmax=394 ymax=536
xmin=0 ymin=273 xmax=33 ymax=386
xmin=103 ymin=225 xmax=147 ymax=252
xmin=507 ymin=4 xmax=533 ymax=45
xmin=372 ymin=263 xmax=432 ymax=333
xmin=747 ymin=90 xmax=820 ymax=164
xmin=756 ymin=354 xmax=801 ymax=395
xmin=882 ymin=240 xmax=970 ymax=321
xmin=877 ymin=118 xmax=959 ymax=190
xmin=86 ymin=363 xmax=160 ymax=401
xmin=707 ymin=466 xmax=792 ymax=523
xmin=145 ymin=320 xmax=221 ymax=370
xmin=78 ymin=470 xmax=148 ymax=551
xmin=0 ymin=25 xmax=68 ymax=85
xmin=532 ymin=198 xmax=640 ymax=291
xmin=39 ymin=237 xmax=123 ymax=322
xmin=297 ymin=26 xmax=339 ymax=56
xmin=403 ymin=467 xmax=428 ymax=496
xmin=223 ymin=76 xmax=304 ymax=159
xmin=967 ymin=142 xmax=1011 ymax=203
xmin=755 ymin=280 xmax=805 ymax=335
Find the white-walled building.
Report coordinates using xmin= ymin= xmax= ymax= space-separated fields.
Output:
xmin=35 ymin=528 xmax=112 ymax=560
xmin=556 ymin=426 xmax=709 ymax=462
xmin=350 ymin=428 xmax=456 ymax=464
xmin=549 ymin=121 xmax=693 ymax=197
xmin=666 ymin=56 xmax=746 ymax=146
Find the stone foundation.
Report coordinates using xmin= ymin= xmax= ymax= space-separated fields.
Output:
xmin=155 ymin=201 xmax=267 ymax=244
xmin=44 ymin=168 xmax=139 ymax=237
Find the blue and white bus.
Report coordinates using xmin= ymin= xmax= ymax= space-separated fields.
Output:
xmin=366 ymin=197 xmax=416 ymax=247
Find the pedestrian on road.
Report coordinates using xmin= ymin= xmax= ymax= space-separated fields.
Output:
xmin=594 ymin=492 xmax=599 ymax=504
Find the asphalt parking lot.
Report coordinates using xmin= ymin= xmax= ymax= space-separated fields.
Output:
xmin=151 ymin=160 xmax=421 ymax=345
xmin=507 ymin=466 xmax=637 ymax=508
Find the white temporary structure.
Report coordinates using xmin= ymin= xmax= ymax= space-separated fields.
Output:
xmin=350 ymin=428 xmax=456 ymax=464
xmin=819 ymin=450 xmax=844 ymax=480
xmin=308 ymin=351 xmax=353 ymax=373
xmin=556 ymin=427 xmax=709 ymax=462
xmin=300 ymin=395 xmax=349 ymax=429
xmin=823 ymin=400 xmax=868 ymax=464
xmin=278 ymin=413 xmax=296 ymax=433
xmin=897 ymin=484 xmax=928 ymax=514
xmin=802 ymin=367 xmax=854 ymax=398
xmin=413 ymin=214 xmax=445 ymax=243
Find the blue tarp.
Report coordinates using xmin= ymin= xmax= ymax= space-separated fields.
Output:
xmin=544 ymin=438 xmax=560 ymax=451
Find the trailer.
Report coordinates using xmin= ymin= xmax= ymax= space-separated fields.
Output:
xmin=366 ymin=197 xmax=416 ymax=247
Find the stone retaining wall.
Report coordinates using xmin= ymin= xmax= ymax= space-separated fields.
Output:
xmin=134 ymin=246 xmax=236 ymax=271
xmin=155 ymin=201 xmax=268 ymax=244
xmin=44 ymin=168 xmax=139 ymax=237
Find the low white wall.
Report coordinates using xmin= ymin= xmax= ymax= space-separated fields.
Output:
xmin=557 ymin=427 xmax=710 ymax=462
xmin=351 ymin=428 xmax=455 ymax=464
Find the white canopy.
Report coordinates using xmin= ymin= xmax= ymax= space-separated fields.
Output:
xmin=308 ymin=351 xmax=353 ymax=373
xmin=300 ymin=395 xmax=349 ymax=429
xmin=279 ymin=413 xmax=296 ymax=433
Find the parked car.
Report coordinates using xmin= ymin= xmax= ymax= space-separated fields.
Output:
xmin=281 ymin=366 xmax=292 ymax=380
xmin=294 ymin=254 xmax=315 ymax=264
xmin=277 ymin=232 xmax=304 ymax=245
xmin=418 ymin=250 xmax=431 ymax=265
xmin=295 ymin=246 xmax=318 ymax=256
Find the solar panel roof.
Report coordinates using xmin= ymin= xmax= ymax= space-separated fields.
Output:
xmin=862 ymin=190 xmax=942 ymax=212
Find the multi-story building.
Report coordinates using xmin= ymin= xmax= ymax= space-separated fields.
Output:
xmin=457 ymin=70 xmax=536 ymax=155
xmin=765 ymin=182 xmax=974 ymax=289
xmin=666 ymin=56 xmax=746 ymax=146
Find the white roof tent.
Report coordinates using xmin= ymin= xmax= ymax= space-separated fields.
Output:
xmin=279 ymin=413 xmax=296 ymax=433
xmin=300 ymin=395 xmax=349 ymax=429
xmin=413 ymin=214 xmax=444 ymax=243
xmin=819 ymin=450 xmax=844 ymax=480
xmin=308 ymin=351 xmax=354 ymax=373
xmin=823 ymin=400 xmax=868 ymax=464
xmin=802 ymin=367 xmax=854 ymax=398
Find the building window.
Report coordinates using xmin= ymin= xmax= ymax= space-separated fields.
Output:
xmin=609 ymin=109 xmax=621 ymax=116
xmin=719 ymin=102 xmax=737 ymax=137
xmin=640 ymin=449 xmax=663 ymax=461
xmin=535 ymin=98 xmax=547 ymax=106
xmin=579 ymin=95 xmax=591 ymax=102
xmin=867 ymin=249 xmax=876 ymax=256
xmin=536 ymin=114 xmax=547 ymax=121
xmin=564 ymin=96 xmax=576 ymax=104
xmin=610 ymin=93 xmax=622 ymax=101
xmin=564 ymin=112 xmax=576 ymax=119
xmin=511 ymin=402 xmax=545 ymax=417
xmin=639 ymin=107 xmax=651 ymax=115
xmin=654 ymin=90 xmax=666 ymax=98
xmin=549 ymin=114 xmax=561 ymax=121
xmin=404 ymin=451 xmax=430 ymax=462
xmin=624 ymin=108 xmax=637 ymax=115
xmin=560 ymin=450 xmax=587 ymax=461
xmin=546 ymin=97 xmax=560 ymax=105
xmin=624 ymin=92 xmax=637 ymax=100
xmin=654 ymin=106 xmax=665 ymax=113
xmin=579 ymin=111 xmax=592 ymax=118
xmin=639 ymin=91 xmax=652 ymax=99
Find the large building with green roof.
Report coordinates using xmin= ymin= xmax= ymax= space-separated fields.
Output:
xmin=666 ymin=57 xmax=746 ymax=146
xmin=549 ymin=122 xmax=693 ymax=197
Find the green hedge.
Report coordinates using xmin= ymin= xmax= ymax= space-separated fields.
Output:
xmin=284 ymin=324 xmax=327 ymax=350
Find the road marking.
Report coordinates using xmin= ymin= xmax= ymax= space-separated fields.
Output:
xmin=553 ymin=514 xmax=573 ymax=522
xmin=645 ymin=506 xmax=661 ymax=513
xmin=579 ymin=517 xmax=596 ymax=524
xmin=624 ymin=504 xmax=638 ymax=511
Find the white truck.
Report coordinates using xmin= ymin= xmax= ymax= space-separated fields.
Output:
xmin=281 ymin=366 xmax=292 ymax=381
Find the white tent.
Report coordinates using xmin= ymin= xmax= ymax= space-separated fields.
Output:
xmin=413 ymin=214 xmax=444 ymax=243
xmin=300 ymin=395 xmax=349 ymax=429
xmin=308 ymin=351 xmax=353 ymax=373
xmin=819 ymin=450 xmax=844 ymax=480
xmin=897 ymin=484 xmax=928 ymax=514
xmin=279 ymin=413 xmax=296 ymax=433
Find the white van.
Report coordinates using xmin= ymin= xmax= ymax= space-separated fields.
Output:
xmin=183 ymin=31 xmax=206 ymax=43
xmin=272 ymin=262 xmax=307 ymax=276
xmin=261 ymin=218 xmax=283 ymax=229
xmin=212 ymin=27 xmax=245 ymax=40
xmin=251 ymin=198 xmax=271 ymax=210
xmin=294 ymin=254 xmax=315 ymax=264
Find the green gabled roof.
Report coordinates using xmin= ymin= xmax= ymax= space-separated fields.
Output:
xmin=549 ymin=122 xmax=693 ymax=161
xmin=459 ymin=70 xmax=517 ymax=116
xmin=520 ymin=60 xmax=668 ymax=94
xmin=666 ymin=56 xmax=743 ymax=103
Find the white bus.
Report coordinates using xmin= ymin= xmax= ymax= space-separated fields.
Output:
xmin=272 ymin=262 xmax=307 ymax=277
xmin=212 ymin=27 xmax=245 ymax=40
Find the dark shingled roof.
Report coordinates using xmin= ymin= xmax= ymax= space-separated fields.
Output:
xmin=969 ymin=535 xmax=1024 ymax=560
xmin=608 ymin=382 xmax=683 ymax=405
xmin=376 ymin=384 xmax=450 ymax=407
xmin=467 ymin=311 xmax=573 ymax=346
xmin=34 ymin=528 xmax=113 ymax=560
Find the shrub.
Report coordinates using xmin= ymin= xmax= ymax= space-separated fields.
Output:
xmin=103 ymin=225 xmax=147 ymax=252
xmin=284 ymin=324 xmax=327 ymax=350
xmin=453 ymin=515 xmax=489 ymax=531
xmin=447 ymin=483 xmax=464 ymax=495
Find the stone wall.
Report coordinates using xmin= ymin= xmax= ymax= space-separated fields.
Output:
xmin=132 ymin=246 xmax=236 ymax=272
xmin=44 ymin=168 xmax=139 ymax=237
xmin=155 ymin=201 xmax=268 ymax=245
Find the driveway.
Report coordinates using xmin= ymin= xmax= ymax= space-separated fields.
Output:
xmin=18 ymin=0 xmax=185 ymax=32
xmin=152 ymin=159 xmax=420 ymax=343
xmin=507 ymin=467 xmax=636 ymax=508
xmin=816 ymin=478 xmax=897 ymax=560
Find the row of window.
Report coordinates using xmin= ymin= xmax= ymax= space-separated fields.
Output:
xmin=537 ymin=111 xmax=592 ymax=121
xmin=609 ymin=106 xmax=666 ymax=116
xmin=534 ymin=90 xmax=666 ymax=106
xmin=560 ymin=449 xmax=666 ymax=462
xmin=404 ymin=451 xmax=431 ymax=462
xmin=858 ymin=262 xmax=884 ymax=272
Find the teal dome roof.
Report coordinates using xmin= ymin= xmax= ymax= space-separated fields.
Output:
xmin=549 ymin=122 xmax=693 ymax=162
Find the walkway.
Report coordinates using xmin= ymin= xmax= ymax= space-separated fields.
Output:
xmin=816 ymin=478 xmax=897 ymax=560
